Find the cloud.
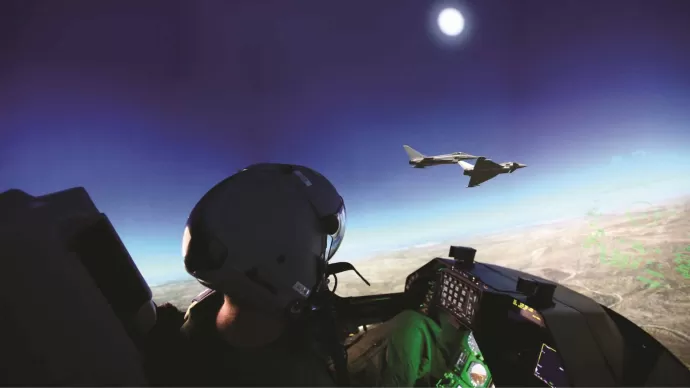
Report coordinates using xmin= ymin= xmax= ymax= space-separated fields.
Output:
xmin=610 ymin=149 xmax=649 ymax=165
xmin=610 ymin=155 xmax=624 ymax=164
xmin=412 ymin=241 xmax=441 ymax=249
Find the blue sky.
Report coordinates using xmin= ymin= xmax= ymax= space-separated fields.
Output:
xmin=1 ymin=0 xmax=690 ymax=285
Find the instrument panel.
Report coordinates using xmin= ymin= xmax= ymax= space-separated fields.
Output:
xmin=404 ymin=257 xmax=568 ymax=387
xmin=504 ymin=298 xmax=569 ymax=387
xmin=402 ymin=249 xmax=690 ymax=387
xmin=429 ymin=266 xmax=569 ymax=387
xmin=434 ymin=268 xmax=483 ymax=328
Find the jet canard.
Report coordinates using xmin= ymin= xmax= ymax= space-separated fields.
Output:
xmin=403 ymin=145 xmax=479 ymax=168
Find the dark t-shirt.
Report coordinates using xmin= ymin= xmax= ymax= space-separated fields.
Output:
xmin=179 ymin=291 xmax=336 ymax=387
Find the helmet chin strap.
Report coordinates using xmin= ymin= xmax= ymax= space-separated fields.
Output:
xmin=298 ymin=260 xmax=371 ymax=386
xmin=285 ymin=256 xmax=362 ymax=386
xmin=302 ymin=279 xmax=350 ymax=386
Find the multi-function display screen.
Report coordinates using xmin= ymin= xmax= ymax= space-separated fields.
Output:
xmin=436 ymin=270 xmax=482 ymax=327
xmin=534 ymin=343 xmax=569 ymax=387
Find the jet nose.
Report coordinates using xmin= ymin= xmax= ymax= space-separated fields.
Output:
xmin=509 ymin=163 xmax=526 ymax=172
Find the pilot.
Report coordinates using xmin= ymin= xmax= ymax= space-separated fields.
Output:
xmin=175 ymin=163 xmax=450 ymax=387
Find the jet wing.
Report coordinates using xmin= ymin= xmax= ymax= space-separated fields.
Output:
xmin=474 ymin=157 xmax=502 ymax=170
xmin=468 ymin=172 xmax=499 ymax=187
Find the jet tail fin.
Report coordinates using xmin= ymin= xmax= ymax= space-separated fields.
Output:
xmin=457 ymin=161 xmax=474 ymax=171
xmin=403 ymin=145 xmax=424 ymax=161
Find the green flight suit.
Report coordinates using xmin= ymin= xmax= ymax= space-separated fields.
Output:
xmin=347 ymin=309 xmax=454 ymax=387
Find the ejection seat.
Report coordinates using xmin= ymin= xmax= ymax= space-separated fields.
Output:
xmin=0 ymin=188 xmax=157 ymax=386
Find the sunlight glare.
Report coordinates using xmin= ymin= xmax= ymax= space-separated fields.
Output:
xmin=437 ymin=7 xmax=465 ymax=37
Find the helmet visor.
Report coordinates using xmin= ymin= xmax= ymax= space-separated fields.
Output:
xmin=325 ymin=203 xmax=346 ymax=261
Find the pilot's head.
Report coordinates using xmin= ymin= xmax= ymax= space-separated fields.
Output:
xmin=181 ymin=163 xmax=346 ymax=316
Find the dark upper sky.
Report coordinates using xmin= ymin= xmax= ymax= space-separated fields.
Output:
xmin=2 ymin=0 xmax=690 ymax=284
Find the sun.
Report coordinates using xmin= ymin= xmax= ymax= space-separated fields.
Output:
xmin=437 ymin=7 xmax=465 ymax=37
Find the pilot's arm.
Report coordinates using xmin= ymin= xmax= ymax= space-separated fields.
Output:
xmin=347 ymin=309 xmax=452 ymax=387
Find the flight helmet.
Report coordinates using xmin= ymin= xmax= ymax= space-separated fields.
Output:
xmin=182 ymin=163 xmax=346 ymax=315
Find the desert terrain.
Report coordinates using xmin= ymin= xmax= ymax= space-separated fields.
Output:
xmin=152 ymin=196 xmax=690 ymax=368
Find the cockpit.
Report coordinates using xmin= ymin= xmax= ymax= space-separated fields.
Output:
xmin=334 ymin=246 xmax=690 ymax=387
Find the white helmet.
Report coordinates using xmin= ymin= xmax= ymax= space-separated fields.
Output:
xmin=182 ymin=163 xmax=346 ymax=315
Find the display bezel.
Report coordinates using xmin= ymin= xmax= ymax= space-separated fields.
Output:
xmin=433 ymin=268 xmax=484 ymax=328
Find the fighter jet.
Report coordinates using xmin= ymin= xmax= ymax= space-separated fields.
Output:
xmin=457 ymin=157 xmax=527 ymax=187
xmin=403 ymin=145 xmax=479 ymax=168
